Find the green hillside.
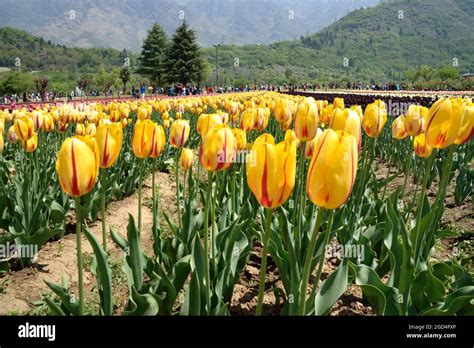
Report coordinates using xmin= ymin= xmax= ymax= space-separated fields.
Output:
xmin=203 ymin=0 xmax=474 ymax=84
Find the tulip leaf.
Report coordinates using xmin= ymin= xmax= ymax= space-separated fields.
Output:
xmin=314 ymin=259 xmax=348 ymax=315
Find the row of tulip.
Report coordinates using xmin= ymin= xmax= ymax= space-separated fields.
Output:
xmin=0 ymin=91 xmax=472 ymax=315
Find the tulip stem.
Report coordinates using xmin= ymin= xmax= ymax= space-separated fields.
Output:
xmin=422 ymin=146 xmax=455 ymax=261
xmin=256 ymin=208 xmax=273 ymax=316
xmin=299 ymin=207 xmax=325 ymax=315
xmin=203 ymin=171 xmax=213 ymax=314
xmin=75 ymin=197 xmax=84 ymax=315
xmin=401 ymin=149 xmax=413 ymax=198
xmin=413 ymin=153 xmax=434 ymax=267
xmin=294 ymin=142 xmax=306 ymax=256
xmin=152 ymin=158 xmax=158 ymax=239
xmin=100 ymin=169 xmax=107 ymax=252
xmin=138 ymin=159 xmax=144 ymax=235
xmin=175 ymin=150 xmax=181 ymax=229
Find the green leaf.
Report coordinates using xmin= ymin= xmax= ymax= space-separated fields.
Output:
xmin=314 ymin=259 xmax=348 ymax=315
xmin=83 ymin=227 xmax=113 ymax=316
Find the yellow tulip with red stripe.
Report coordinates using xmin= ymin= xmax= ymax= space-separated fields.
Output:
xmin=197 ymin=114 xmax=223 ymax=138
xmin=426 ymin=98 xmax=465 ymax=149
xmin=294 ymin=99 xmax=318 ymax=141
xmin=56 ymin=135 xmax=99 ymax=197
xmin=232 ymin=128 xmax=247 ymax=151
xmin=132 ymin=119 xmax=156 ymax=158
xmin=405 ymin=105 xmax=427 ymax=136
xmin=240 ymin=109 xmax=254 ymax=131
xmin=32 ymin=111 xmax=44 ymax=131
xmin=96 ymin=121 xmax=123 ymax=168
xmin=392 ymin=115 xmax=408 ymax=140
xmin=454 ymin=104 xmax=474 ymax=145
xmin=14 ymin=116 xmax=34 ymax=141
xmin=274 ymin=98 xmax=292 ymax=123
xmin=333 ymin=98 xmax=345 ymax=110
xmin=331 ymin=109 xmax=362 ymax=151
xmin=413 ymin=134 xmax=433 ymax=158
xmin=362 ymin=103 xmax=387 ymax=138
xmin=304 ymin=128 xmax=323 ymax=159
xmin=7 ymin=126 xmax=18 ymax=143
xmin=246 ymin=135 xmax=296 ymax=209
xmin=200 ymin=125 xmax=237 ymax=171
xmin=284 ymin=129 xmax=300 ymax=148
xmin=149 ymin=124 xmax=166 ymax=158
xmin=21 ymin=132 xmax=38 ymax=152
xmin=306 ymin=129 xmax=358 ymax=209
xmin=179 ymin=148 xmax=194 ymax=171
xmin=253 ymin=108 xmax=269 ymax=131
xmin=0 ymin=135 xmax=3 ymax=155
xmin=169 ymin=119 xmax=190 ymax=148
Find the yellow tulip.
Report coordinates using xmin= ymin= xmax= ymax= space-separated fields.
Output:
xmin=32 ymin=111 xmax=44 ymax=131
xmin=304 ymin=128 xmax=323 ymax=159
xmin=294 ymin=100 xmax=318 ymax=141
xmin=85 ymin=123 xmax=96 ymax=136
xmin=96 ymin=122 xmax=123 ymax=168
xmin=169 ymin=119 xmax=190 ymax=148
xmin=405 ymin=105 xmax=427 ymax=136
xmin=56 ymin=136 xmax=99 ymax=197
xmin=200 ymin=125 xmax=237 ymax=171
xmin=284 ymin=129 xmax=300 ymax=148
xmin=0 ymin=135 xmax=4 ymax=154
xmin=197 ymin=114 xmax=223 ymax=138
xmin=392 ymin=115 xmax=408 ymax=140
xmin=331 ymin=109 xmax=362 ymax=150
xmin=14 ymin=116 xmax=34 ymax=141
xmin=253 ymin=108 xmax=269 ymax=131
xmin=7 ymin=126 xmax=18 ymax=143
xmin=137 ymin=105 xmax=148 ymax=120
xmin=232 ymin=128 xmax=247 ymax=151
xmin=246 ymin=136 xmax=296 ymax=209
xmin=21 ymin=132 xmax=38 ymax=152
xmin=455 ymin=105 xmax=474 ymax=145
xmin=149 ymin=124 xmax=166 ymax=158
xmin=333 ymin=97 xmax=345 ymax=110
xmin=163 ymin=119 xmax=170 ymax=129
xmin=306 ymin=129 xmax=358 ymax=209
xmin=413 ymin=134 xmax=433 ymax=158
xmin=179 ymin=148 xmax=194 ymax=171
xmin=362 ymin=103 xmax=387 ymax=138
xmin=274 ymin=98 xmax=292 ymax=123
xmin=42 ymin=115 xmax=54 ymax=132
xmin=426 ymin=98 xmax=465 ymax=149
xmin=76 ymin=123 xmax=86 ymax=136
xmin=132 ymin=119 xmax=156 ymax=158
xmin=240 ymin=109 xmax=255 ymax=131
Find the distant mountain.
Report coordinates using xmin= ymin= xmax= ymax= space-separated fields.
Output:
xmin=0 ymin=0 xmax=381 ymax=51
xmin=205 ymin=0 xmax=474 ymax=83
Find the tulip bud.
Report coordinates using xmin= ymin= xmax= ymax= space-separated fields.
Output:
xmin=306 ymin=129 xmax=358 ymax=209
xmin=7 ymin=126 xmax=18 ymax=143
xmin=169 ymin=119 xmax=190 ymax=148
xmin=149 ymin=124 xmax=166 ymax=158
xmin=240 ymin=109 xmax=255 ymax=131
xmin=137 ymin=105 xmax=148 ymax=120
xmin=56 ymin=136 xmax=99 ymax=197
xmin=295 ymin=100 xmax=318 ymax=141
xmin=200 ymin=125 xmax=237 ymax=171
xmin=96 ymin=122 xmax=123 ymax=168
xmin=455 ymin=105 xmax=474 ymax=145
xmin=14 ymin=116 xmax=34 ymax=141
xmin=42 ymin=115 xmax=54 ymax=132
xmin=163 ymin=119 xmax=170 ymax=129
xmin=32 ymin=111 xmax=44 ymax=131
xmin=392 ymin=115 xmax=408 ymax=140
xmin=253 ymin=108 xmax=269 ymax=131
xmin=333 ymin=97 xmax=345 ymax=110
xmin=284 ymin=129 xmax=300 ymax=148
xmin=0 ymin=135 xmax=4 ymax=154
xmin=179 ymin=148 xmax=194 ymax=171
xmin=246 ymin=135 xmax=296 ymax=209
xmin=362 ymin=103 xmax=387 ymax=138
xmin=21 ymin=132 xmax=38 ymax=152
xmin=232 ymin=128 xmax=247 ymax=151
xmin=304 ymin=128 xmax=323 ymax=159
xmin=426 ymin=98 xmax=465 ymax=149
xmin=76 ymin=123 xmax=86 ymax=136
xmin=132 ymin=119 xmax=156 ymax=158
xmin=413 ymin=134 xmax=433 ymax=158
xmin=197 ymin=114 xmax=223 ymax=138
xmin=405 ymin=105 xmax=427 ymax=136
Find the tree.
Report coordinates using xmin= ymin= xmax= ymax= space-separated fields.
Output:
xmin=77 ymin=76 xmax=91 ymax=95
xmin=137 ymin=24 xmax=168 ymax=87
xmin=34 ymin=77 xmax=48 ymax=100
xmin=120 ymin=67 xmax=131 ymax=93
xmin=0 ymin=71 xmax=32 ymax=95
xmin=165 ymin=21 xmax=205 ymax=85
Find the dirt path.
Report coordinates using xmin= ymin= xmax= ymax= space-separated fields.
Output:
xmin=0 ymin=171 xmax=176 ymax=315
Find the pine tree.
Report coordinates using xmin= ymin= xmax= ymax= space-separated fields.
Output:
xmin=165 ymin=21 xmax=205 ymax=85
xmin=137 ymin=24 xmax=168 ymax=87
